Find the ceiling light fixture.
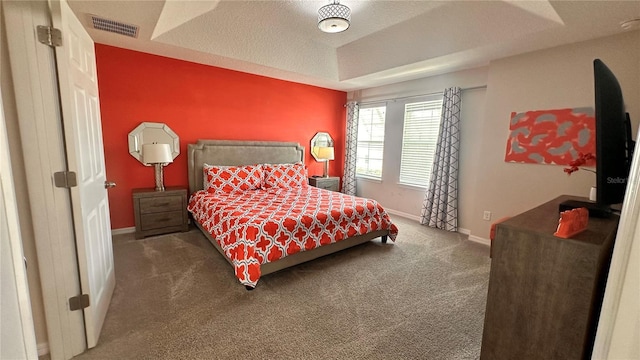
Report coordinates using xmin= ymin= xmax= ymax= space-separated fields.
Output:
xmin=318 ymin=0 xmax=351 ymax=33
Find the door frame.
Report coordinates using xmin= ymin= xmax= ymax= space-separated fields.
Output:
xmin=592 ymin=129 xmax=640 ymax=357
xmin=0 ymin=74 xmax=39 ymax=360
xmin=3 ymin=0 xmax=86 ymax=358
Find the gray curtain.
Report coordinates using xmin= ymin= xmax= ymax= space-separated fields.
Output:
xmin=421 ymin=87 xmax=461 ymax=231
xmin=342 ymin=102 xmax=359 ymax=195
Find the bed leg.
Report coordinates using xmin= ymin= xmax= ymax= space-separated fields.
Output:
xmin=245 ymin=285 xmax=255 ymax=291
xmin=381 ymin=235 xmax=388 ymax=244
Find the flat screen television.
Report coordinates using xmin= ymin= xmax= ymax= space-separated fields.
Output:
xmin=594 ymin=59 xmax=634 ymax=206
xmin=561 ymin=59 xmax=635 ymax=217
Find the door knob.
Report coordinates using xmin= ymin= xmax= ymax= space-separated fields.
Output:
xmin=104 ymin=181 xmax=116 ymax=189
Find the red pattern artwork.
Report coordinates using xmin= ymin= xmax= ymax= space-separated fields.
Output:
xmin=504 ymin=108 xmax=596 ymax=165
xmin=188 ymin=187 xmax=399 ymax=287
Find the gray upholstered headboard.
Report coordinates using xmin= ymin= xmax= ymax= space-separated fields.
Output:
xmin=187 ymin=140 xmax=305 ymax=194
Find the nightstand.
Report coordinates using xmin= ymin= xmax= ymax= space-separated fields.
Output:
xmin=308 ymin=176 xmax=340 ymax=192
xmin=132 ymin=187 xmax=188 ymax=239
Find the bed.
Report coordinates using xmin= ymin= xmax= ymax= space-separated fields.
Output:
xmin=187 ymin=139 xmax=398 ymax=288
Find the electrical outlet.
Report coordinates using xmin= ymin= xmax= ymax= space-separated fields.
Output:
xmin=483 ymin=211 xmax=492 ymax=221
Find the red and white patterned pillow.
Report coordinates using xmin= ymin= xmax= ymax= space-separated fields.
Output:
xmin=203 ymin=164 xmax=263 ymax=193
xmin=263 ymin=163 xmax=308 ymax=189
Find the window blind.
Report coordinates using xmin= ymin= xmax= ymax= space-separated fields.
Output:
xmin=399 ymin=99 xmax=443 ymax=187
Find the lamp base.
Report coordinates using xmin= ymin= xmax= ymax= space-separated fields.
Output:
xmin=323 ymin=160 xmax=330 ymax=178
xmin=154 ymin=164 xmax=165 ymax=191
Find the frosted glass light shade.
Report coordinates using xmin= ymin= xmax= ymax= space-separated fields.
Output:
xmin=142 ymin=143 xmax=173 ymax=164
xmin=317 ymin=146 xmax=335 ymax=160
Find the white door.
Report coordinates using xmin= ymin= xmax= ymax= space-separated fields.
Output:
xmin=49 ymin=0 xmax=115 ymax=348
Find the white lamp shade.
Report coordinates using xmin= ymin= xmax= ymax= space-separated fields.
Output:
xmin=316 ymin=146 xmax=335 ymax=161
xmin=142 ymin=143 xmax=173 ymax=164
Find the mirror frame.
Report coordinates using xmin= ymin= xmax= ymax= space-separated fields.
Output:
xmin=310 ymin=132 xmax=334 ymax=161
xmin=128 ymin=122 xmax=180 ymax=165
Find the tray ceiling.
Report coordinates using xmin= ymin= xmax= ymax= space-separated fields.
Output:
xmin=68 ymin=0 xmax=640 ymax=91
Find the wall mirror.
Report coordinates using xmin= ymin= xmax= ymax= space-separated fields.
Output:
xmin=310 ymin=132 xmax=334 ymax=161
xmin=128 ymin=122 xmax=180 ymax=165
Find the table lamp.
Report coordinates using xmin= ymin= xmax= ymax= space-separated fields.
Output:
xmin=316 ymin=146 xmax=334 ymax=178
xmin=142 ymin=143 xmax=173 ymax=191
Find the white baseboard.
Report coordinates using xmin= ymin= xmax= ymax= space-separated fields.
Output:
xmin=111 ymin=227 xmax=135 ymax=236
xmin=384 ymin=208 xmax=421 ymax=222
xmin=37 ymin=342 xmax=49 ymax=356
xmin=468 ymin=234 xmax=491 ymax=246
xmin=459 ymin=227 xmax=490 ymax=246
xmin=378 ymin=210 xmax=490 ymax=246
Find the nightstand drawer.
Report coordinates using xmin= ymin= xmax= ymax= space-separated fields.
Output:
xmin=139 ymin=196 xmax=183 ymax=214
xmin=316 ymin=183 xmax=338 ymax=191
xmin=140 ymin=210 xmax=184 ymax=231
xmin=308 ymin=177 xmax=340 ymax=192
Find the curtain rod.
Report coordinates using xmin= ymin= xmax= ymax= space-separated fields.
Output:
xmin=351 ymin=85 xmax=487 ymax=106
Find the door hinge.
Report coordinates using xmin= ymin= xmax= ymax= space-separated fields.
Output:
xmin=69 ymin=294 xmax=90 ymax=311
xmin=37 ymin=25 xmax=62 ymax=47
xmin=53 ymin=171 xmax=77 ymax=188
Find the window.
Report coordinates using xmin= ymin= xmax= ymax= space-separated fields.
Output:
xmin=399 ymin=99 xmax=443 ymax=187
xmin=356 ymin=106 xmax=386 ymax=179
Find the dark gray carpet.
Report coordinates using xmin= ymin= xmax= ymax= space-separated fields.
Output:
xmin=74 ymin=216 xmax=491 ymax=360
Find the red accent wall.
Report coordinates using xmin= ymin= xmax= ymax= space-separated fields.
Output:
xmin=95 ymin=44 xmax=347 ymax=229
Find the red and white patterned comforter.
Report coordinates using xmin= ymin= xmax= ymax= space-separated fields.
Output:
xmin=188 ymin=186 xmax=398 ymax=287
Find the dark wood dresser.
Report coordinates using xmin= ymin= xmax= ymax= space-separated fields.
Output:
xmin=480 ymin=195 xmax=619 ymax=360
xmin=132 ymin=187 xmax=188 ymax=239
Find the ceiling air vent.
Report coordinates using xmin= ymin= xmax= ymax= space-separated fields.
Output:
xmin=90 ymin=15 xmax=139 ymax=38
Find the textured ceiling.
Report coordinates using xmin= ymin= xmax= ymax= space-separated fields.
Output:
xmin=68 ymin=0 xmax=640 ymax=91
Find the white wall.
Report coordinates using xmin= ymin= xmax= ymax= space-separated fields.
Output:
xmin=349 ymin=30 xmax=640 ymax=241
xmin=470 ymin=30 xmax=640 ymax=239
xmin=349 ymin=67 xmax=488 ymax=228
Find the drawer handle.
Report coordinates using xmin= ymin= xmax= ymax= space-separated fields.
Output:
xmin=155 ymin=202 xmax=170 ymax=207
